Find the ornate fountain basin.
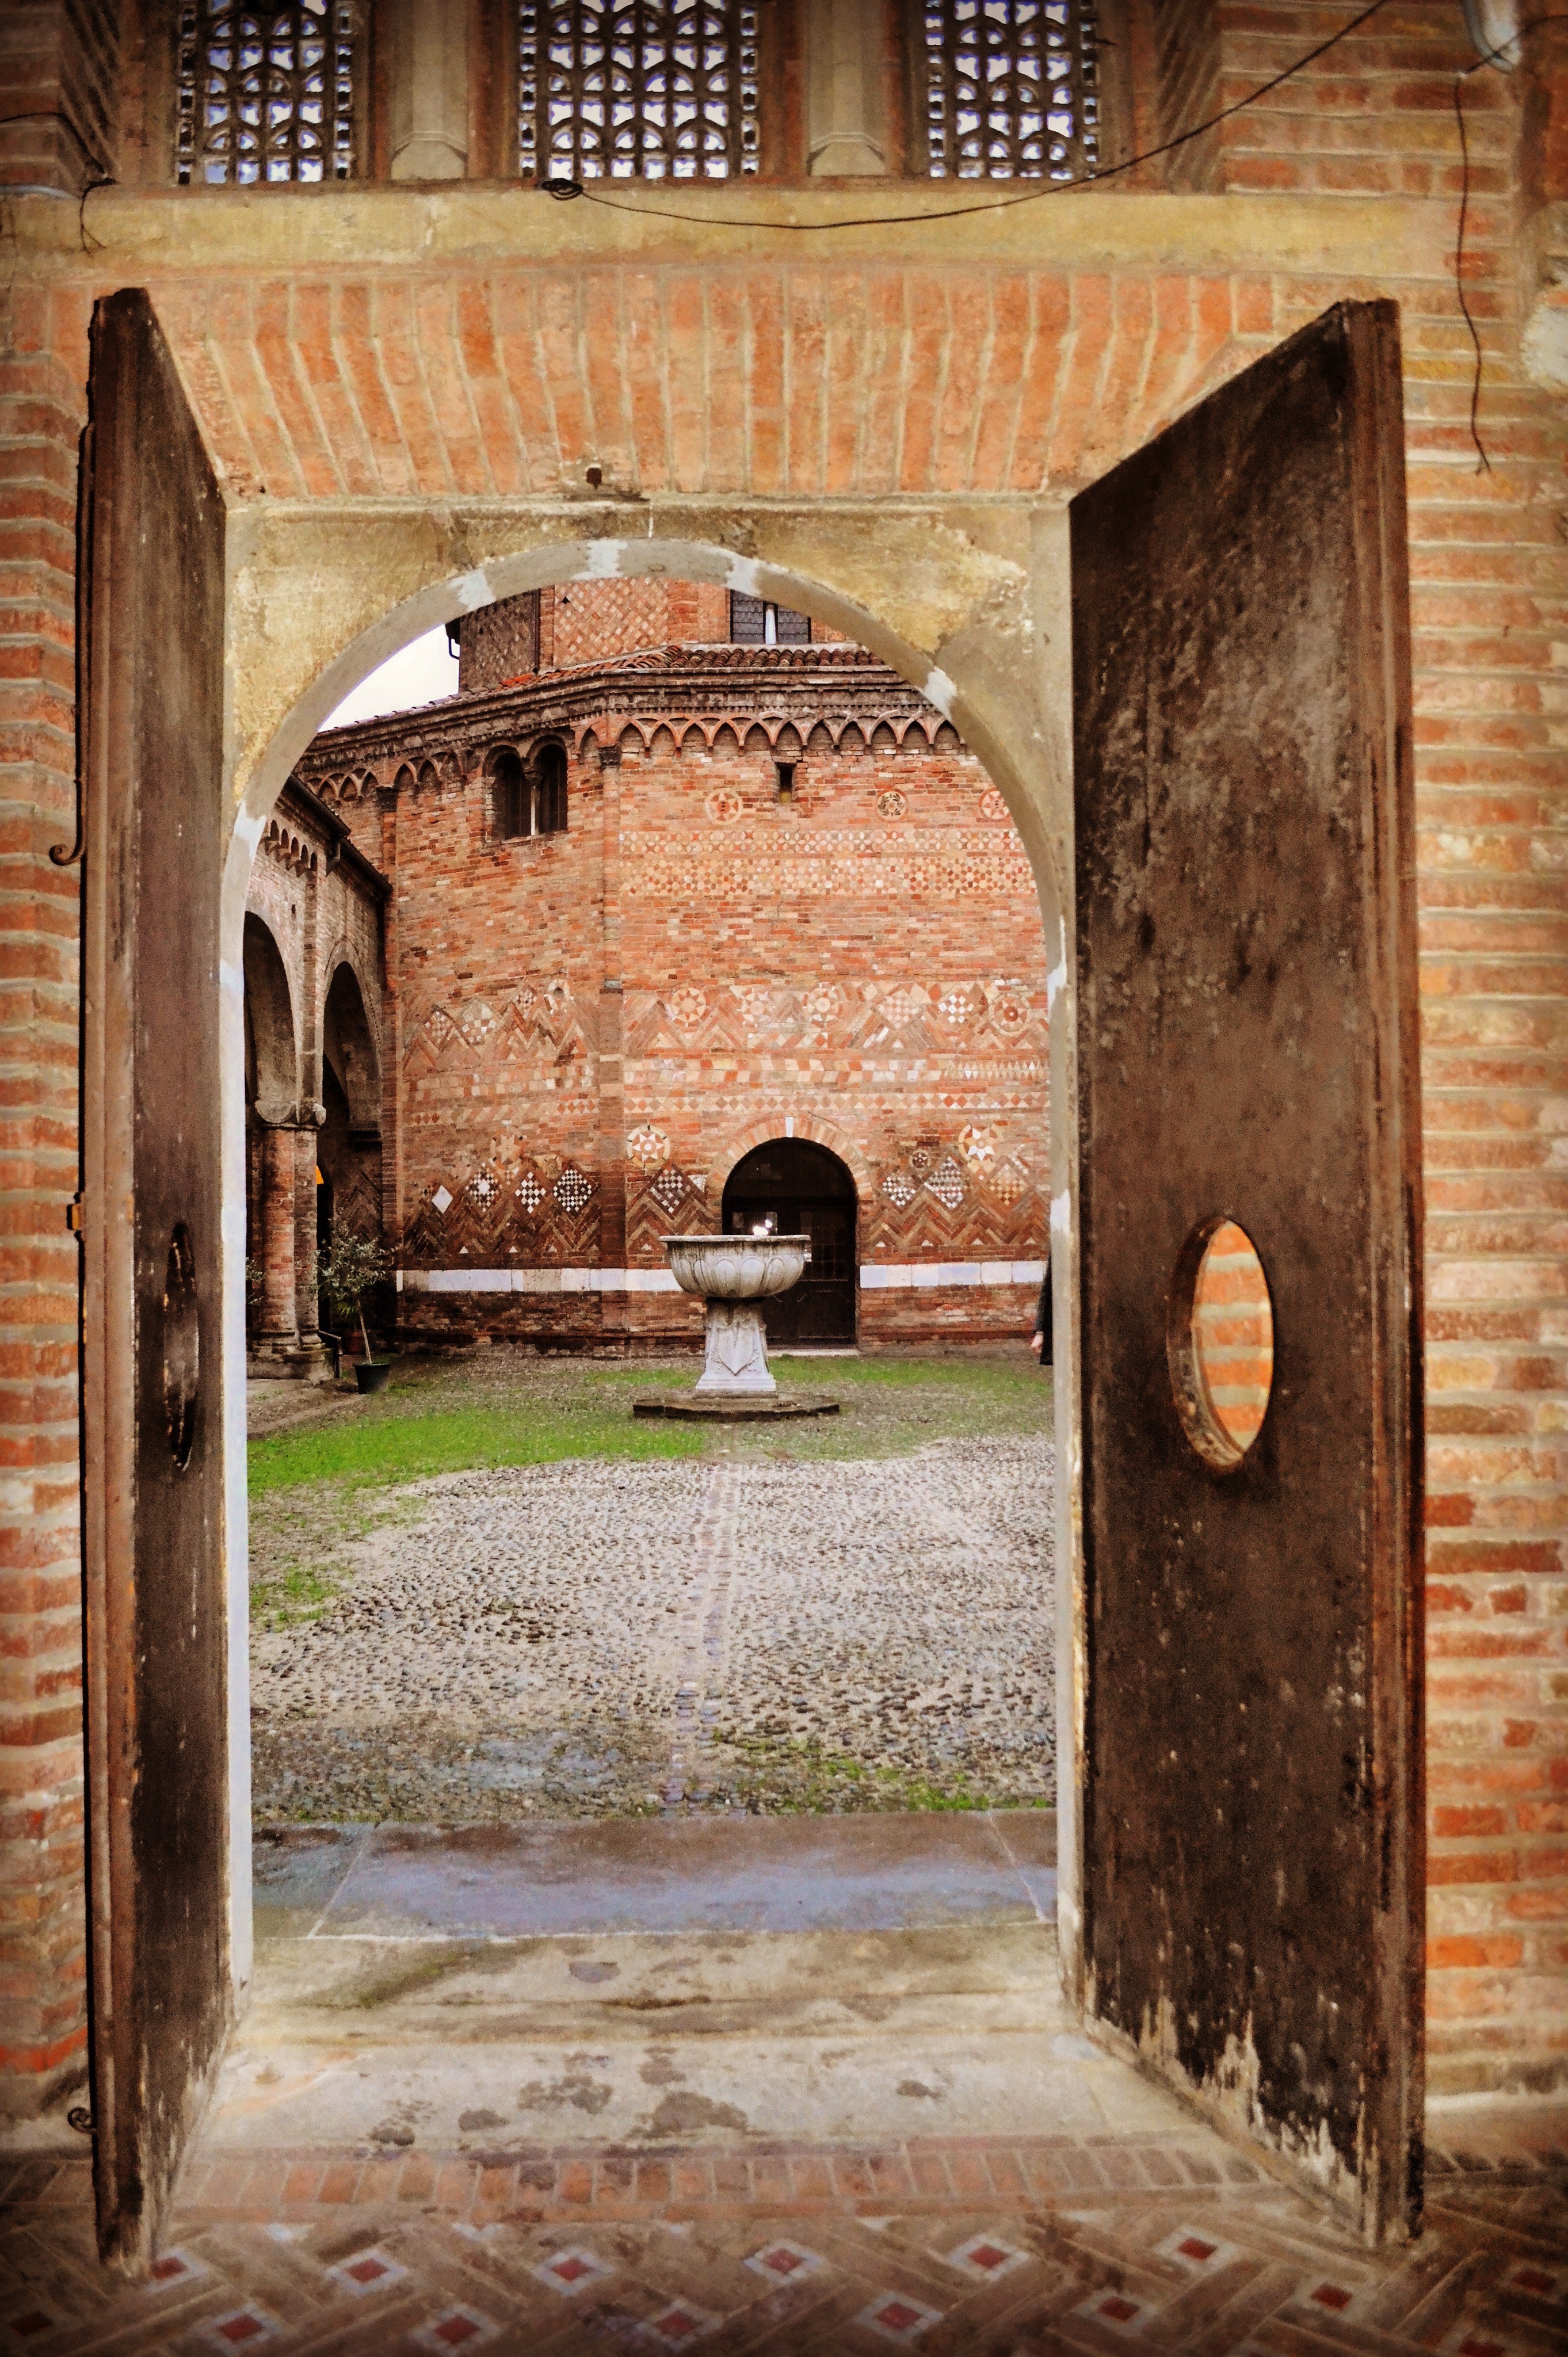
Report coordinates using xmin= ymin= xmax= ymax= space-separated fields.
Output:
xmin=663 ymin=1233 xmax=810 ymax=1394
xmin=665 ymin=1234 xmax=810 ymax=1303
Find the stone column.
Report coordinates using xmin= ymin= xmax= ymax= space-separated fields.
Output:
xmin=388 ymin=0 xmax=470 ymax=180
xmin=805 ymin=0 xmax=888 ymax=177
xmin=258 ymin=1122 xmax=299 ymax=1345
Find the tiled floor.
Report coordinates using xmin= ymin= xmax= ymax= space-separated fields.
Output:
xmin=5 ymin=2122 xmax=1566 ymax=2354
xmin=5 ymin=1817 xmax=1565 ymax=2352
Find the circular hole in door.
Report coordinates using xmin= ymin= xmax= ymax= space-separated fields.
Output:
xmin=1168 ymin=1217 xmax=1274 ymax=1471
xmin=163 ymin=1223 xmax=200 ymax=1470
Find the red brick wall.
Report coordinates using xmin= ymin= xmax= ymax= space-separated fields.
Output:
xmin=0 ymin=285 xmax=90 ymax=2112
xmin=349 ymin=668 xmax=1051 ymax=1347
xmin=1208 ymin=2 xmax=1504 ymax=202
xmin=0 ymin=0 xmax=120 ymax=195
xmin=0 ymin=0 xmax=1565 ymax=2110
xmin=548 ymin=580 xmax=731 ymax=666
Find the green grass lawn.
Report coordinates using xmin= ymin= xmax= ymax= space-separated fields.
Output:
xmin=249 ymin=1348 xmax=1054 ymax=1498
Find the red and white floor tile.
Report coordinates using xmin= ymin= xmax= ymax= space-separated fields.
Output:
xmin=2 ymin=2123 xmax=1565 ymax=2356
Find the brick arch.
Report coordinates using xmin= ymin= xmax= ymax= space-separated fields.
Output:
xmin=318 ymin=941 xmax=383 ymax=1109
xmin=231 ymin=527 xmax=1065 ymax=937
xmin=707 ymin=1117 xmax=872 ymax=1208
xmin=242 ymin=910 xmax=299 ymax=1124
xmin=157 ymin=265 xmax=1253 ymax=510
xmin=318 ymin=956 xmax=379 ymax=1141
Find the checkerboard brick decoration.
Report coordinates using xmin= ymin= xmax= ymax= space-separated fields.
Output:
xmin=0 ymin=2123 xmax=1563 ymax=2352
xmin=1 ymin=0 xmax=1566 ymax=2120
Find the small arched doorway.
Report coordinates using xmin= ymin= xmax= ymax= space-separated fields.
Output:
xmin=721 ymin=1140 xmax=857 ymax=1345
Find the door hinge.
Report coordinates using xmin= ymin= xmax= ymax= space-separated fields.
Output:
xmin=66 ymin=1197 xmax=83 ymax=1234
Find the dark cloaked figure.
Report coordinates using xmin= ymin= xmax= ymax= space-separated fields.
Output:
xmin=1031 ymin=1258 xmax=1052 ymax=1368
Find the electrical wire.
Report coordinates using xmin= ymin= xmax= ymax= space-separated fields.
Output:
xmin=1451 ymin=71 xmax=1491 ymax=475
xmin=1453 ymin=11 xmax=1568 ymax=473
xmin=0 ymin=109 xmax=113 ymax=251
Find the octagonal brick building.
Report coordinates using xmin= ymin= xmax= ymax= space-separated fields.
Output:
xmin=285 ymin=579 xmax=1051 ymax=1351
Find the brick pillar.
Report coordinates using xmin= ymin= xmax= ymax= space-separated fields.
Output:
xmin=258 ymin=1122 xmax=299 ymax=1344
xmin=0 ymin=2 xmax=120 ymax=197
xmin=0 ymin=287 xmax=91 ymax=2116
xmin=597 ymin=742 xmax=628 ymax=1336
xmin=295 ymin=1127 xmax=321 ymax=1343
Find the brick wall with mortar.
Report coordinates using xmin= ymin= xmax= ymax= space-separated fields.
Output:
xmin=0 ymin=284 xmax=90 ymax=2110
xmin=300 ymin=591 xmax=1050 ymax=1351
xmin=0 ymin=0 xmax=1563 ymax=2112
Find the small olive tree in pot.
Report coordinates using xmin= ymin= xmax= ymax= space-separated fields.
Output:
xmin=317 ymin=1226 xmax=394 ymax=1391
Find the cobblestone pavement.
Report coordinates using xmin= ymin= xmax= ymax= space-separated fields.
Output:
xmin=251 ymin=1440 xmax=1054 ymax=1824
xmin=5 ymin=2118 xmax=1564 ymax=2354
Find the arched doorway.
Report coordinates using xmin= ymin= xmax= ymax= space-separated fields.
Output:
xmin=72 ymin=296 xmax=1424 ymax=2257
xmin=242 ymin=911 xmax=302 ymax=1355
xmin=721 ymin=1140 xmax=857 ymax=1345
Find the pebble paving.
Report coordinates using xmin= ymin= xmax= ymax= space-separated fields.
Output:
xmin=251 ymin=1437 xmax=1055 ymax=1823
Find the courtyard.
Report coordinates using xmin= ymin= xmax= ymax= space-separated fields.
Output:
xmin=248 ymin=1350 xmax=1056 ymax=1828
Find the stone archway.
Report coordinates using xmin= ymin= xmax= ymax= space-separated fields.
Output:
xmin=224 ymin=519 xmax=1079 ymax=2011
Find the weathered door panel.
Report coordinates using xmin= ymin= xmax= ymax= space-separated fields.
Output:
xmin=1071 ymin=302 xmax=1423 ymax=2241
xmin=81 ymin=289 xmax=229 ymax=2271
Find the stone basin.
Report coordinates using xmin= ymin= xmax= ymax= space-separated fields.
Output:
xmin=663 ymin=1233 xmax=810 ymax=1395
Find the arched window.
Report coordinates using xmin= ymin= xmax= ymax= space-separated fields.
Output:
xmin=730 ymin=593 xmax=810 ymax=644
xmin=177 ymin=1 xmax=360 ymax=185
xmin=535 ymin=742 xmax=569 ymax=836
xmin=492 ymin=748 xmax=529 ymax=840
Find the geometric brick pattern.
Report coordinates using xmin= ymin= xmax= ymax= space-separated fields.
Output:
xmin=2 ymin=2127 xmax=1564 ymax=2352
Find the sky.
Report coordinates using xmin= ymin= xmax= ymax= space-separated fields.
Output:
xmin=324 ymin=623 xmax=460 ymax=727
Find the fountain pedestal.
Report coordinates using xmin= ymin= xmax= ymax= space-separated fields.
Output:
xmin=631 ymin=1235 xmax=842 ymax=1422
xmin=666 ymin=1234 xmax=810 ymax=1396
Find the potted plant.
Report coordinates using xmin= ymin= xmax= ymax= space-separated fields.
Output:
xmin=318 ymin=1226 xmax=394 ymax=1394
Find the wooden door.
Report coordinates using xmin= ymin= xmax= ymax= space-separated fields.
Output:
xmin=80 ymin=289 xmax=230 ymax=2271
xmin=1071 ymin=301 xmax=1424 ymax=2242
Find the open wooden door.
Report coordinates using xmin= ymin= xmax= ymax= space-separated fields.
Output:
xmin=1071 ymin=301 xmax=1423 ymax=2242
xmin=81 ymin=289 xmax=230 ymax=2270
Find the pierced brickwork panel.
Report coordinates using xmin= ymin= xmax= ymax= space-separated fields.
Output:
xmin=177 ymin=2 xmax=358 ymax=185
xmin=921 ymin=0 xmax=1098 ymax=182
xmin=520 ymin=2 xmax=760 ymax=183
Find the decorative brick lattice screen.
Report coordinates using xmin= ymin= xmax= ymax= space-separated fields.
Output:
xmin=520 ymin=1 xmax=761 ymax=182
xmin=921 ymin=0 xmax=1098 ymax=182
xmin=177 ymin=2 xmax=358 ymax=185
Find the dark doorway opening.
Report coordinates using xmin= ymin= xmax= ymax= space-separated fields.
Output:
xmin=722 ymin=1139 xmax=857 ymax=1344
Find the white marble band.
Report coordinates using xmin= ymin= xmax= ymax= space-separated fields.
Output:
xmin=396 ymin=1261 xmax=1044 ymax=1296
